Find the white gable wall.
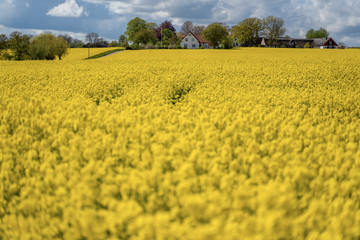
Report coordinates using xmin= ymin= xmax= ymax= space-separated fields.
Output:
xmin=181 ymin=33 xmax=200 ymax=49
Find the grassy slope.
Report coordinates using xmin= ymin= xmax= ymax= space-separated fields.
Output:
xmin=85 ymin=48 xmax=124 ymax=59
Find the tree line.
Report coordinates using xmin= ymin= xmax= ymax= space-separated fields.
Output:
xmin=0 ymin=32 xmax=68 ymax=61
xmin=0 ymin=16 xmax=332 ymax=60
xmin=231 ymin=17 xmax=329 ymax=47
xmin=0 ymin=31 xmax=117 ymax=61
xmin=119 ymin=16 xmax=330 ymax=49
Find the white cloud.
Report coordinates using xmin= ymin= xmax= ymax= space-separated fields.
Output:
xmin=1 ymin=0 xmax=359 ymax=46
xmin=79 ymin=0 xmax=360 ymax=46
xmin=47 ymin=0 xmax=84 ymax=17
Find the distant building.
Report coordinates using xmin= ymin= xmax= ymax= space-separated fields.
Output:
xmin=255 ymin=37 xmax=339 ymax=48
xmin=311 ymin=38 xmax=338 ymax=49
xmin=181 ymin=32 xmax=214 ymax=49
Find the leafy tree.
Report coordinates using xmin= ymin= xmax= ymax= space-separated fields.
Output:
xmin=161 ymin=29 xmax=173 ymax=39
xmin=55 ymin=36 xmax=69 ymax=60
xmin=29 ymin=33 xmax=68 ymax=60
xmin=231 ymin=18 xmax=262 ymax=46
xmin=0 ymin=34 xmax=8 ymax=50
xmin=146 ymin=22 xmax=159 ymax=30
xmin=202 ymin=23 xmax=228 ymax=48
xmin=85 ymin=32 xmax=100 ymax=44
xmin=125 ymin=17 xmax=148 ymax=42
xmin=284 ymin=35 xmax=290 ymax=38
xmin=155 ymin=20 xmax=176 ymax=40
xmin=304 ymin=42 xmax=311 ymax=48
xmin=0 ymin=34 xmax=9 ymax=60
xmin=118 ymin=35 xmax=127 ymax=44
xmin=109 ymin=41 xmax=118 ymax=47
xmin=9 ymin=31 xmax=31 ymax=60
xmin=70 ymin=39 xmax=84 ymax=48
xmin=30 ymin=33 xmax=57 ymax=60
xmin=222 ymin=36 xmax=233 ymax=49
xmin=159 ymin=20 xmax=176 ymax=33
xmin=262 ymin=16 xmax=286 ymax=45
xmin=133 ymin=29 xmax=157 ymax=45
xmin=306 ymin=27 xmax=329 ymax=39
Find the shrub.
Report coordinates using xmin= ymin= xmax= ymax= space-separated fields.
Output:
xmin=222 ymin=36 xmax=233 ymax=49
xmin=30 ymin=33 xmax=68 ymax=60
xmin=304 ymin=42 xmax=311 ymax=48
xmin=145 ymin=43 xmax=155 ymax=49
xmin=176 ymin=45 xmax=182 ymax=49
xmin=8 ymin=31 xmax=31 ymax=60
xmin=0 ymin=51 xmax=13 ymax=60
xmin=130 ymin=43 xmax=139 ymax=50
xmin=30 ymin=33 xmax=57 ymax=60
xmin=120 ymin=42 xmax=129 ymax=48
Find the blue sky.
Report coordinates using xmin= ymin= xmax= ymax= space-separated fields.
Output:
xmin=1 ymin=0 xmax=359 ymax=46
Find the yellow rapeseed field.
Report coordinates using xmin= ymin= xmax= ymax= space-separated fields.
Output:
xmin=0 ymin=48 xmax=359 ymax=239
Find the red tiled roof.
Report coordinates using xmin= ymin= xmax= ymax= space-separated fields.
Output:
xmin=194 ymin=34 xmax=210 ymax=44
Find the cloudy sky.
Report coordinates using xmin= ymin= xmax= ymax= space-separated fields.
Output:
xmin=0 ymin=0 xmax=359 ymax=46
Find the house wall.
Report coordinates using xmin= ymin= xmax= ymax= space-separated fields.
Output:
xmin=320 ymin=46 xmax=339 ymax=49
xmin=181 ymin=33 xmax=200 ymax=49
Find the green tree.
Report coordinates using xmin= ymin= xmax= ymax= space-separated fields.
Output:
xmin=161 ymin=29 xmax=173 ymax=39
xmin=30 ymin=33 xmax=57 ymax=60
xmin=306 ymin=27 xmax=329 ymax=39
xmin=118 ymin=35 xmax=127 ymax=44
xmin=30 ymin=33 xmax=68 ymax=60
xmin=109 ymin=41 xmax=118 ymax=47
xmin=0 ymin=34 xmax=10 ymax=60
xmin=222 ymin=36 xmax=233 ymax=49
xmin=262 ymin=16 xmax=286 ymax=45
xmin=304 ymin=42 xmax=311 ymax=48
xmin=9 ymin=31 xmax=31 ymax=61
xmin=231 ymin=18 xmax=263 ymax=46
xmin=202 ymin=23 xmax=228 ymax=48
xmin=306 ymin=29 xmax=315 ymax=39
xmin=0 ymin=34 xmax=8 ymax=50
xmin=146 ymin=22 xmax=159 ymax=30
xmin=55 ymin=36 xmax=69 ymax=60
xmin=132 ymin=29 xmax=157 ymax=45
xmin=125 ymin=17 xmax=148 ymax=43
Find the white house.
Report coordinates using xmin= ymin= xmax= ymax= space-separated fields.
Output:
xmin=181 ymin=32 xmax=212 ymax=49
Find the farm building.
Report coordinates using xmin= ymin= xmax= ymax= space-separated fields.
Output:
xmin=180 ymin=32 xmax=214 ymax=49
xmin=311 ymin=38 xmax=339 ymax=48
xmin=256 ymin=37 xmax=339 ymax=48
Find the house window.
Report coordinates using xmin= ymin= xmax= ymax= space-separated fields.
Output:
xmin=192 ymin=44 xmax=196 ymax=48
xmin=204 ymin=43 xmax=208 ymax=48
xmin=185 ymin=38 xmax=188 ymax=41
xmin=329 ymin=41 xmax=332 ymax=45
xmin=184 ymin=44 xmax=188 ymax=48
xmin=192 ymin=38 xmax=194 ymax=41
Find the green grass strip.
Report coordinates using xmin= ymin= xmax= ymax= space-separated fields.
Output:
xmin=85 ymin=49 xmax=124 ymax=59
